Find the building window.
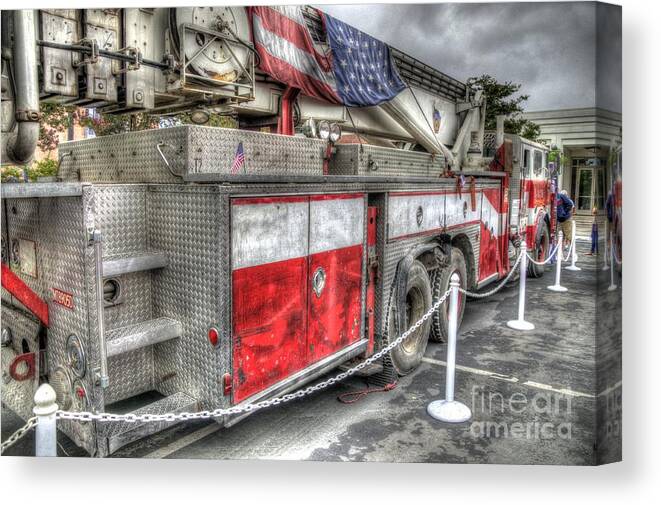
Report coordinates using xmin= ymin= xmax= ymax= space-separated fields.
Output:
xmin=533 ymin=150 xmax=543 ymax=176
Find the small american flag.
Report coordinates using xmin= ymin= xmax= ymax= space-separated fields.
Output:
xmin=231 ymin=142 xmax=245 ymax=174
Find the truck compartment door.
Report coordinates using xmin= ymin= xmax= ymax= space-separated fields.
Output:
xmin=231 ymin=196 xmax=310 ymax=403
xmin=307 ymin=194 xmax=365 ymax=363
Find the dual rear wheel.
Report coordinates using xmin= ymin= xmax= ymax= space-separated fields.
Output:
xmin=386 ymin=247 xmax=468 ymax=376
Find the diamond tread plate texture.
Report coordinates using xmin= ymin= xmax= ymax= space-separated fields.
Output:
xmin=94 ymin=185 xmax=148 ymax=258
xmin=92 ymin=186 xmax=155 ymax=404
xmin=60 ymin=127 xmax=185 ymax=183
xmin=99 ymin=391 xmax=197 ymax=439
xmin=148 ymin=185 xmax=226 ymax=410
xmin=329 ymin=144 xmax=446 ymax=177
xmin=60 ymin=126 xmax=327 ymax=183
xmin=4 ymin=195 xmax=98 ymax=454
xmin=105 ymin=317 xmax=182 ymax=357
xmin=105 ymin=348 xmax=154 ymax=406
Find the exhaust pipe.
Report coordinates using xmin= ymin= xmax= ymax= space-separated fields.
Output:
xmin=5 ymin=10 xmax=40 ymax=165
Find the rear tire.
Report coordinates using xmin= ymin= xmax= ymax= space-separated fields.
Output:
xmin=386 ymin=260 xmax=432 ymax=376
xmin=429 ymin=247 xmax=467 ymax=342
xmin=528 ymin=223 xmax=550 ymax=278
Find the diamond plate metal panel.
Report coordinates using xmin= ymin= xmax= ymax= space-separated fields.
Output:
xmin=104 ymin=348 xmax=154 ymax=405
xmin=92 ymin=185 xmax=148 ymax=257
xmin=60 ymin=127 xmax=186 ymax=183
xmin=188 ymin=127 xmax=326 ymax=176
xmin=147 ymin=185 xmax=225 ymax=409
xmin=2 ymin=194 xmax=100 ymax=454
xmin=102 ymin=271 xmax=152 ymax=331
xmin=330 ymin=144 xmax=446 ymax=177
xmin=61 ymin=126 xmax=327 ymax=183
xmin=106 ymin=317 xmax=181 ymax=357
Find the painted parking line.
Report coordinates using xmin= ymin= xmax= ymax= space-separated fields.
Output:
xmin=597 ymin=380 xmax=622 ymax=397
xmin=144 ymin=422 xmax=221 ymax=459
xmin=421 ymin=356 xmax=595 ymax=398
xmin=520 ymin=381 xmax=593 ymax=399
xmin=421 ymin=357 xmax=519 ymax=383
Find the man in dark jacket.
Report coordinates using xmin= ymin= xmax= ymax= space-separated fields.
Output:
xmin=556 ymin=190 xmax=575 ymax=248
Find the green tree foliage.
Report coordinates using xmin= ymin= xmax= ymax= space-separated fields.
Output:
xmin=38 ymin=103 xmax=79 ymax=154
xmin=78 ymin=111 xmax=159 ymax=136
xmin=1 ymin=159 xmax=58 ymax=183
xmin=470 ymin=74 xmax=541 ymax=141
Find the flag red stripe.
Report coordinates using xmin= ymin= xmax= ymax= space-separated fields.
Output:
xmin=254 ymin=41 xmax=341 ymax=103
xmin=253 ymin=6 xmax=332 ymax=72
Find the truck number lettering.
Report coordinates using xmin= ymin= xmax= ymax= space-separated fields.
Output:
xmin=52 ymin=288 xmax=74 ymax=310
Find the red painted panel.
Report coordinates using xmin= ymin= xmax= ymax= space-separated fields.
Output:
xmin=1 ymin=263 xmax=49 ymax=326
xmin=310 ymin=193 xmax=365 ymax=201
xmin=232 ymin=195 xmax=309 ymax=206
xmin=307 ymin=244 xmax=363 ymax=363
xmin=232 ymin=256 xmax=308 ymax=403
xmin=478 ymin=223 xmax=499 ymax=282
xmin=483 ymin=188 xmax=503 ymax=213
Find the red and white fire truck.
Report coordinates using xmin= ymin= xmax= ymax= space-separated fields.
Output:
xmin=1 ymin=6 xmax=554 ymax=456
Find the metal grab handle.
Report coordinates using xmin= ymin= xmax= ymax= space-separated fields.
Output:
xmin=312 ymin=267 xmax=326 ymax=297
xmin=156 ymin=142 xmax=184 ymax=178
xmin=90 ymin=230 xmax=109 ymax=388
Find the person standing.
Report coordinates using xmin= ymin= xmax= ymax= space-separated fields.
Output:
xmin=556 ymin=189 xmax=575 ymax=250
xmin=586 ymin=206 xmax=598 ymax=255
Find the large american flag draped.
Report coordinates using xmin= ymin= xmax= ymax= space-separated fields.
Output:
xmin=250 ymin=6 xmax=406 ymax=107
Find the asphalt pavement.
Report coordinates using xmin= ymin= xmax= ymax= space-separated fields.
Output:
xmin=1 ymin=239 xmax=622 ymax=464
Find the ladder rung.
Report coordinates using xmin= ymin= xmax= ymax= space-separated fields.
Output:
xmin=106 ymin=317 xmax=182 ymax=357
xmin=102 ymin=251 xmax=168 ymax=277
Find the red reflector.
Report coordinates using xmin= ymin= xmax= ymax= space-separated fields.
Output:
xmin=208 ymin=327 xmax=219 ymax=347
xmin=76 ymin=387 xmax=85 ymax=399
xmin=223 ymin=373 xmax=232 ymax=396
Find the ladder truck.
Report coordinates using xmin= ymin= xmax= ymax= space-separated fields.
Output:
xmin=0 ymin=6 xmax=554 ymax=456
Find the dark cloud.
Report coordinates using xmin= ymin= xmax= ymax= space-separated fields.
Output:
xmin=317 ymin=2 xmax=621 ymax=112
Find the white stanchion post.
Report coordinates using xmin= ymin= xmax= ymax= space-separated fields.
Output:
xmin=427 ymin=273 xmax=472 ymax=423
xmin=33 ymin=383 xmax=58 ymax=457
xmin=608 ymin=231 xmax=618 ymax=291
xmin=507 ymin=243 xmax=535 ymax=331
xmin=548 ymin=231 xmax=568 ymax=292
xmin=602 ymin=225 xmax=610 ymax=271
xmin=565 ymin=220 xmax=581 ymax=271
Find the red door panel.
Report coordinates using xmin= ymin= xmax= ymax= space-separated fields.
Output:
xmin=307 ymin=244 xmax=363 ymax=362
xmin=232 ymin=257 xmax=309 ymax=403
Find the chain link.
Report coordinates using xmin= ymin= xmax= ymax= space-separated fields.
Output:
xmin=527 ymin=243 xmax=560 ymax=266
xmin=459 ymin=248 xmax=524 ymax=299
xmin=55 ymin=288 xmax=453 ymax=424
xmin=561 ymin=231 xmax=577 ymax=262
xmin=0 ymin=416 xmax=37 ymax=454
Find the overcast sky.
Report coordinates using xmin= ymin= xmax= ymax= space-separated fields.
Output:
xmin=318 ymin=2 xmax=621 ymax=112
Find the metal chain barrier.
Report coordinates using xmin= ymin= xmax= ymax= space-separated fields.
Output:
xmin=459 ymin=248 xmax=524 ymax=299
xmin=562 ymin=227 xmax=577 ymax=262
xmin=0 ymin=416 xmax=37 ymax=454
xmin=53 ymin=288 xmax=453 ymax=425
xmin=527 ymin=242 xmax=560 ymax=266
